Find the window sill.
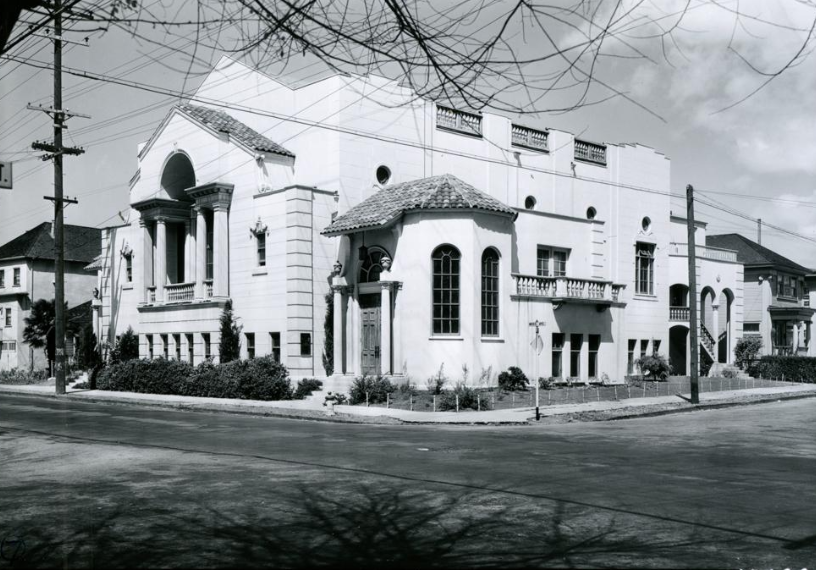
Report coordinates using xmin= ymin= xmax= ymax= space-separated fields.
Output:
xmin=633 ymin=293 xmax=658 ymax=302
xmin=480 ymin=337 xmax=504 ymax=343
xmin=252 ymin=269 xmax=268 ymax=276
xmin=435 ymin=125 xmax=483 ymax=139
xmin=122 ymin=283 xmax=133 ymax=290
xmin=429 ymin=336 xmax=464 ymax=341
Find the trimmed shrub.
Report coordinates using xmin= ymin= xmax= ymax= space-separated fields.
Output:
xmin=498 ymin=366 xmax=529 ymax=391
xmin=350 ymin=375 xmax=395 ymax=404
xmin=0 ymin=368 xmax=49 ymax=385
xmin=635 ymin=354 xmax=671 ymax=381
xmin=734 ymin=337 xmax=763 ymax=369
xmin=218 ymin=300 xmax=242 ymax=363
xmin=755 ymin=356 xmax=816 ymax=382
xmin=294 ymin=378 xmax=323 ymax=400
xmin=538 ymin=377 xmax=555 ymax=390
xmin=721 ymin=367 xmax=738 ymax=379
xmin=96 ymin=355 xmax=293 ymax=400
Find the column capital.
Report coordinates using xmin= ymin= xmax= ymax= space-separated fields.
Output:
xmin=379 ymin=280 xmax=401 ymax=291
xmin=155 ymin=216 xmax=167 ymax=225
xmin=332 ymin=284 xmax=353 ymax=294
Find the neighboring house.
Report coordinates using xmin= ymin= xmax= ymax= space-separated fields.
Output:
xmin=94 ymin=55 xmax=742 ymax=384
xmin=0 ymin=222 xmax=101 ymax=371
xmin=707 ymin=233 xmax=815 ymax=357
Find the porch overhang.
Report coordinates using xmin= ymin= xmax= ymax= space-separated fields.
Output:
xmin=768 ymin=306 xmax=815 ymax=320
xmin=131 ymin=198 xmax=191 ymax=222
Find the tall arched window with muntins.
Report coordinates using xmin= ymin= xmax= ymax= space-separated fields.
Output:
xmin=432 ymin=245 xmax=461 ymax=335
xmin=359 ymin=247 xmax=388 ymax=283
xmin=481 ymin=248 xmax=500 ymax=336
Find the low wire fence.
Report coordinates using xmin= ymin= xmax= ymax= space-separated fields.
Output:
xmin=356 ymin=377 xmax=805 ymax=413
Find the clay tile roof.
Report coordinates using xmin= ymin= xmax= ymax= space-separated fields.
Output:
xmin=0 ymin=222 xmax=101 ymax=264
xmin=177 ymin=104 xmax=294 ymax=158
xmin=322 ymin=174 xmax=515 ymax=235
xmin=707 ymin=233 xmax=813 ymax=274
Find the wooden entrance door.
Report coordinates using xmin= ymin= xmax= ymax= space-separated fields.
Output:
xmin=360 ymin=294 xmax=381 ymax=376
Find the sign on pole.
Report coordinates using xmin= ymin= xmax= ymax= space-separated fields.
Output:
xmin=0 ymin=161 xmax=11 ymax=189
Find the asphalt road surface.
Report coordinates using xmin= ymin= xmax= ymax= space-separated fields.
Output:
xmin=1 ymin=394 xmax=815 ymax=569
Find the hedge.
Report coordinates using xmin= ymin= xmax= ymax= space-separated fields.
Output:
xmin=0 ymin=368 xmax=49 ymax=385
xmin=752 ymin=356 xmax=816 ymax=382
xmin=96 ymin=355 xmax=294 ymax=400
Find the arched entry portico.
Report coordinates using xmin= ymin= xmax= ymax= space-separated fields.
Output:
xmin=717 ymin=288 xmax=735 ymax=363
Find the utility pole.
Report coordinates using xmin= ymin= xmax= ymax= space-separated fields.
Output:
xmin=28 ymin=0 xmax=88 ymax=395
xmin=686 ymin=184 xmax=700 ymax=404
xmin=757 ymin=218 xmax=762 ymax=245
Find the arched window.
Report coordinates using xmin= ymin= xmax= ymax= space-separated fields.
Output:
xmin=481 ymin=248 xmax=500 ymax=336
xmin=359 ymin=247 xmax=389 ymax=283
xmin=432 ymin=245 xmax=461 ymax=335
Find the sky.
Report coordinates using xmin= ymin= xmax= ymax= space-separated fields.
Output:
xmin=1 ymin=0 xmax=815 ymax=268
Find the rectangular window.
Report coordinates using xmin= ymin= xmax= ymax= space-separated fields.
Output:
xmin=635 ymin=242 xmax=655 ymax=295
xmin=432 ymin=247 xmax=461 ymax=335
xmin=743 ymin=322 xmax=760 ymax=333
xmin=173 ymin=333 xmax=181 ymax=360
xmin=13 ymin=268 xmax=20 ymax=287
xmin=147 ymin=334 xmax=154 ymax=359
xmin=627 ymin=339 xmax=636 ymax=375
xmin=481 ymin=250 xmax=499 ymax=337
xmin=300 ymin=333 xmax=311 ymax=357
xmin=552 ymin=333 xmax=564 ymax=378
xmin=537 ymin=247 xmax=569 ymax=277
xmin=256 ymin=234 xmax=266 ymax=267
xmin=588 ymin=335 xmax=600 ymax=378
xmin=0 ymin=270 xmax=4 ymax=288
xmin=570 ymin=334 xmax=582 ymax=377
xmin=246 ymin=333 xmax=255 ymax=359
xmin=1 ymin=341 xmax=16 ymax=352
xmin=640 ymin=339 xmax=649 ymax=362
xmin=4 ymin=308 xmax=11 ymax=327
xmin=161 ymin=334 xmax=169 ymax=359
xmin=270 ymin=332 xmax=281 ymax=362
xmin=653 ymin=339 xmax=661 ymax=355
xmin=126 ymin=255 xmax=133 ymax=283
xmin=203 ymin=333 xmax=211 ymax=360
xmin=186 ymin=333 xmax=194 ymax=363
xmin=536 ymin=247 xmax=550 ymax=277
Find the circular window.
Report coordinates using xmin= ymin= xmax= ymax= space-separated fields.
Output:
xmin=642 ymin=216 xmax=652 ymax=232
xmin=524 ymin=196 xmax=536 ymax=210
xmin=376 ymin=165 xmax=391 ymax=185
xmin=586 ymin=207 xmax=597 ymax=220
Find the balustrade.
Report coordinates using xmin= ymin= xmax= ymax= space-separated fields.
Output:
xmin=204 ymin=279 xmax=214 ymax=298
xmin=669 ymin=306 xmax=690 ymax=321
xmin=513 ymin=274 xmax=621 ymax=302
xmin=574 ymin=139 xmax=607 ymax=165
xmin=165 ymin=282 xmax=195 ymax=302
xmin=147 ymin=286 xmax=156 ymax=303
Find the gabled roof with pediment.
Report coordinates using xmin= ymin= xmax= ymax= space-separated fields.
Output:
xmin=322 ymin=174 xmax=515 ymax=236
xmin=708 ymin=233 xmax=813 ymax=274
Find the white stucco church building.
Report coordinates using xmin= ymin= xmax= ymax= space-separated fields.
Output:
xmin=93 ymin=55 xmax=745 ymax=386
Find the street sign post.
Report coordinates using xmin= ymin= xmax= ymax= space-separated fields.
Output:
xmin=0 ymin=161 xmax=11 ymax=189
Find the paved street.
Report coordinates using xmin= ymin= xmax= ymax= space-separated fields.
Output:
xmin=1 ymin=394 xmax=815 ymax=568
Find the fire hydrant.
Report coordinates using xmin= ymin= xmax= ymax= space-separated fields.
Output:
xmin=323 ymin=392 xmax=337 ymax=417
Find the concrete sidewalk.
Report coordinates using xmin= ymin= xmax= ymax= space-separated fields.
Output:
xmin=2 ymin=382 xmax=815 ymax=424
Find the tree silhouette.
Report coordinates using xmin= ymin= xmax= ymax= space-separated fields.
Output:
xmin=218 ymin=299 xmax=242 ymax=363
xmin=23 ymin=298 xmax=71 ymax=372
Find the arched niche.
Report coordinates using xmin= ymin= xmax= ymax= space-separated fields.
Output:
xmin=160 ymin=152 xmax=196 ymax=202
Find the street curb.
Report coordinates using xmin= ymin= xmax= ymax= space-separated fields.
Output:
xmin=572 ymin=391 xmax=816 ymax=422
xmin=0 ymin=390 xmax=403 ymax=425
xmin=2 ymin=386 xmax=814 ymax=426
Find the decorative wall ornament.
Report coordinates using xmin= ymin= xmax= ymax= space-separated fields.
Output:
xmin=381 ymin=254 xmax=392 ymax=271
xmin=333 ymin=261 xmax=343 ymax=276
xmin=250 ymin=217 xmax=268 ymax=238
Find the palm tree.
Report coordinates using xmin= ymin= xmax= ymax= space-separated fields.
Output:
xmin=23 ymin=298 xmax=71 ymax=373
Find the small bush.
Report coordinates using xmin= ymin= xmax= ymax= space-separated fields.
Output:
xmin=332 ymin=393 xmax=348 ymax=405
xmin=721 ymin=368 xmax=738 ymax=379
xmin=350 ymin=375 xmax=395 ymax=404
xmin=396 ymin=380 xmax=419 ymax=396
xmin=437 ymin=382 xmax=491 ymax=411
xmin=538 ymin=377 xmax=555 ymax=390
xmin=294 ymin=378 xmax=323 ymax=399
xmin=734 ymin=337 xmax=763 ymax=369
xmin=635 ymin=354 xmax=671 ymax=381
xmin=425 ymin=364 xmax=447 ymax=395
xmin=73 ymin=381 xmax=89 ymax=389
xmin=110 ymin=326 xmax=140 ymax=363
xmin=0 ymin=368 xmax=49 ymax=385
xmin=498 ymin=366 xmax=529 ymax=391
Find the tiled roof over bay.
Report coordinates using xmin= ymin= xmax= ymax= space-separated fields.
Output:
xmin=708 ymin=233 xmax=813 ymax=274
xmin=177 ymin=104 xmax=294 ymax=157
xmin=0 ymin=222 xmax=101 ymax=264
xmin=322 ymin=174 xmax=515 ymax=235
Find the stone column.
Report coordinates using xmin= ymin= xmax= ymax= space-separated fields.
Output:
xmin=155 ymin=218 xmax=166 ymax=303
xmin=711 ymin=303 xmax=720 ymax=362
xmin=184 ymin=217 xmax=193 ymax=283
xmin=380 ymin=282 xmax=392 ymax=375
xmin=139 ymin=219 xmax=153 ymax=303
xmin=195 ymin=206 xmax=207 ymax=299
xmin=213 ymin=204 xmax=229 ymax=298
xmin=392 ymin=283 xmax=402 ymax=376
xmin=332 ymin=285 xmax=344 ymax=375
